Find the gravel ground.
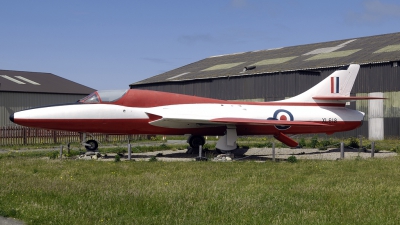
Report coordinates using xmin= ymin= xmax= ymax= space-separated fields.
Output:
xmin=0 ymin=217 xmax=25 ymax=225
xmin=94 ymin=147 xmax=397 ymax=162
xmin=241 ymin=147 xmax=397 ymax=161
xmin=2 ymin=143 xmax=397 ymax=161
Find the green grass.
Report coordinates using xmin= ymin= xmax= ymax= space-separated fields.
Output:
xmin=2 ymin=157 xmax=400 ymax=224
xmin=0 ymin=150 xmax=83 ymax=160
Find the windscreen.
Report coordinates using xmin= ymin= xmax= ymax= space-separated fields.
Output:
xmin=79 ymin=92 xmax=100 ymax=103
xmin=97 ymin=90 xmax=128 ymax=102
xmin=79 ymin=89 xmax=128 ymax=103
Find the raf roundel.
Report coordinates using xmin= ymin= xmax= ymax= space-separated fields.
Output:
xmin=269 ymin=109 xmax=294 ymax=130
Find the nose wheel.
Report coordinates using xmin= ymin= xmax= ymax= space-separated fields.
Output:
xmin=81 ymin=133 xmax=99 ymax=151
xmin=85 ymin=140 xmax=99 ymax=151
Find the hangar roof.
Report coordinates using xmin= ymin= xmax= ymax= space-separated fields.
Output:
xmin=131 ymin=32 xmax=400 ymax=86
xmin=0 ymin=70 xmax=96 ymax=94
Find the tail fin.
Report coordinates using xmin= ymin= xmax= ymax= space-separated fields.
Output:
xmin=280 ymin=64 xmax=367 ymax=104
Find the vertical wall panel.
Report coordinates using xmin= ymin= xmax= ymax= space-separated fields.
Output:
xmin=368 ymin=92 xmax=384 ymax=140
xmin=384 ymin=92 xmax=400 ymax=118
xmin=384 ymin=118 xmax=400 ymax=138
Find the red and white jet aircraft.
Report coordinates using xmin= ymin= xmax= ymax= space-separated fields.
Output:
xmin=10 ymin=64 xmax=382 ymax=151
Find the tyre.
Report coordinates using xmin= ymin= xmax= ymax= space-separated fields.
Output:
xmin=85 ymin=140 xmax=98 ymax=151
xmin=188 ymin=135 xmax=205 ymax=148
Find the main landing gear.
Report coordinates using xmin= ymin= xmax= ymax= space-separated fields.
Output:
xmin=187 ymin=126 xmax=239 ymax=154
xmin=187 ymin=135 xmax=206 ymax=148
xmin=215 ymin=126 xmax=237 ymax=151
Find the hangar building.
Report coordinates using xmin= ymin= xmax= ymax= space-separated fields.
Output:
xmin=0 ymin=70 xmax=95 ymax=127
xmin=130 ymin=32 xmax=400 ymax=139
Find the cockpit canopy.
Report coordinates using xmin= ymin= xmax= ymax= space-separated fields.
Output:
xmin=79 ymin=89 xmax=128 ymax=103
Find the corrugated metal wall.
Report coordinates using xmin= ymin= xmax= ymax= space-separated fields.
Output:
xmin=133 ymin=71 xmax=324 ymax=101
xmin=132 ymin=62 xmax=400 ymax=138
xmin=354 ymin=63 xmax=400 ymax=93
xmin=0 ymin=92 xmax=86 ymax=127
xmin=133 ymin=63 xmax=400 ymax=98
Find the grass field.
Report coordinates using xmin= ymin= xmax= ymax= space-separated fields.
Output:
xmin=2 ymin=155 xmax=400 ymax=225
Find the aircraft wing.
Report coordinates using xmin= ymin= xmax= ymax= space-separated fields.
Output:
xmin=146 ymin=113 xmax=330 ymax=128
xmin=147 ymin=113 xmax=220 ymax=128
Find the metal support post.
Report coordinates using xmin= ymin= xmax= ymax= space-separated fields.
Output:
xmin=196 ymin=145 xmax=207 ymax=161
xmin=82 ymin=133 xmax=87 ymax=145
xmin=340 ymin=142 xmax=344 ymax=159
xmin=67 ymin=143 xmax=70 ymax=155
xmin=371 ymin=142 xmax=375 ymax=158
xmin=272 ymin=142 xmax=276 ymax=162
xmin=60 ymin=145 xmax=63 ymax=159
xmin=199 ymin=145 xmax=202 ymax=158
xmin=128 ymin=143 xmax=132 ymax=160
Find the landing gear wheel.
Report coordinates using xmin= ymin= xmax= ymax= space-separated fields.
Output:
xmin=85 ymin=140 xmax=98 ymax=151
xmin=188 ymin=135 xmax=205 ymax=148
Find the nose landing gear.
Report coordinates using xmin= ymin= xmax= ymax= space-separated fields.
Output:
xmin=81 ymin=133 xmax=99 ymax=151
xmin=84 ymin=139 xmax=99 ymax=151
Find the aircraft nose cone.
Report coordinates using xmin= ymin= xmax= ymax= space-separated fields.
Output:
xmin=9 ymin=113 xmax=14 ymax=123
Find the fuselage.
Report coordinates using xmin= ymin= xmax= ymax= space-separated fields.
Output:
xmin=10 ymin=89 xmax=364 ymax=136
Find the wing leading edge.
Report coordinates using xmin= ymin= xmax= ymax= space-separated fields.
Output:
xmin=146 ymin=113 xmax=330 ymax=128
xmin=312 ymin=96 xmax=386 ymax=101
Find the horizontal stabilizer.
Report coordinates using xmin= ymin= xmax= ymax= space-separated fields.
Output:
xmin=313 ymin=96 xmax=386 ymax=101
